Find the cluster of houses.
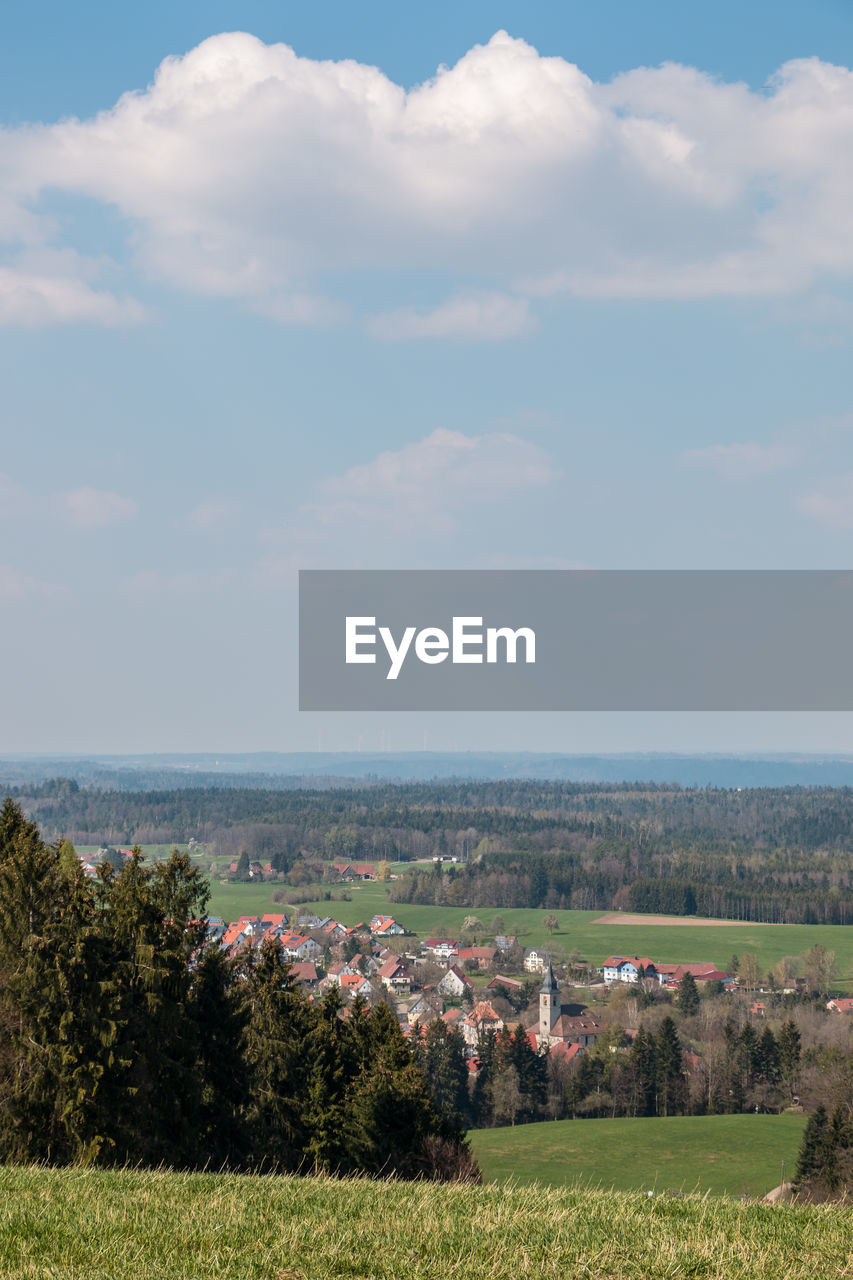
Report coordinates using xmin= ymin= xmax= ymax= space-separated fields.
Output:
xmin=200 ymin=913 xmax=612 ymax=1061
xmin=601 ymin=955 xmax=736 ymax=989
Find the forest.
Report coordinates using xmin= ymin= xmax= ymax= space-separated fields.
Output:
xmin=9 ymin=777 xmax=853 ymax=922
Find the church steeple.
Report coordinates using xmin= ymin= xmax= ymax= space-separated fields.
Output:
xmin=539 ymin=957 xmax=559 ymax=1040
xmin=540 ymin=959 xmax=558 ymax=995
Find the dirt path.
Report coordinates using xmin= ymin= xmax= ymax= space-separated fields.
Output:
xmin=593 ymin=912 xmax=770 ymax=928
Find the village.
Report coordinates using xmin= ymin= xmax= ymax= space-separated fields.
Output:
xmin=201 ymin=906 xmax=766 ymax=1063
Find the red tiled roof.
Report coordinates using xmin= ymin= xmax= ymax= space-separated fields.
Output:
xmin=464 ymin=1000 xmax=501 ymax=1027
xmin=340 ymin=974 xmax=368 ymax=990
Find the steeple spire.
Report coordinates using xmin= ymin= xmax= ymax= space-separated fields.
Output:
xmin=540 ymin=958 xmax=558 ymax=994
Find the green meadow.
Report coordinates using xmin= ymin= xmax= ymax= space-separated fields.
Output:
xmin=2 ymin=1163 xmax=852 ymax=1280
xmin=204 ymin=876 xmax=853 ymax=977
xmin=470 ymin=1113 xmax=807 ymax=1198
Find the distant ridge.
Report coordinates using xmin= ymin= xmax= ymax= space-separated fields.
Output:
xmin=4 ymin=751 xmax=853 ymax=790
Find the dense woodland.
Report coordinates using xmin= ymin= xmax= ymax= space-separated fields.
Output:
xmin=0 ymin=800 xmax=474 ymax=1179
xmin=10 ymin=777 xmax=853 ymax=923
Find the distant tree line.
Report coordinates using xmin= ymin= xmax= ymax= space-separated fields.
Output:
xmin=13 ymin=778 xmax=853 ymax=923
xmin=0 ymin=800 xmax=475 ymax=1180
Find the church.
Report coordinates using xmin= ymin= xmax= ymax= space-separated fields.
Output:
xmin=537 ymin=960 xmax=603 ymax=1051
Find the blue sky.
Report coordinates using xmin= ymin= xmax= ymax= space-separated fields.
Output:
xmin=3 ymin=1 xmax=853 ymax=754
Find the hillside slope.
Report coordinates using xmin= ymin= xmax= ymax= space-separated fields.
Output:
xmin=1 ymin=1164 xmax=852 ymax=1280
xmin=470 ymin=1113 xmax=806 ymax=1197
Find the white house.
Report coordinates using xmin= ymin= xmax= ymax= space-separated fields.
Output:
xmin=602 ymin=956 xmax=658 ymax=985
xmin=437 ymin=965 xmax=469 ymax=999
xmin=523 ymin=948 xmax=550 ymax=974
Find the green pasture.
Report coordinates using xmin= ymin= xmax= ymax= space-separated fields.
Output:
xmin=470 ymin=1112 xmax=806 ymax=1198
xmin=205 ymin=878 xmax=853 ymax=977
xmin=2 ymin=1161 xmax=851 ymax=1280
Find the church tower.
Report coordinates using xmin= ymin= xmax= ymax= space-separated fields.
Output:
xmin=539 ymin=959 xmax=559 ymax=1042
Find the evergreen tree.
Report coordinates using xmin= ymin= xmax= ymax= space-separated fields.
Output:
xmin=302 ymin=986 xmax=356 ymax=1172
xmin=795 ymin=1105 xmax=829 ymax=1189
xmin=348 ymin=1002 xmax=444 ymax=1176
xmin=417 ymin=1020 xmax=471 ymax=1129
xmin=190 ymin=942 xmax=247 ymax=1168
xmin=0 ymin=800 xmax=68 ymax=1160
xmin=240 ymin=939 xmax=312 ymax=1170
xmin=755 ymin=1025 xmax=780 ymax=1086
xmin=676 ymin=972 xmax=700 ymax=1018
xmin=626 ymin=1026 xmax=657 ymax=1116
xmin=655 ymin=1017 xmax=685 ymax=1117
xmin=99 ymin=848 xmax=208 ymax=1166
xmin=778 ymin=1020 xmax=802 ymax=1099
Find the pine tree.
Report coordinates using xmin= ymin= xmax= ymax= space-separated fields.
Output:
xmin=795 ymin=1105 xmax=829 ymax=1189
xmin=240 ymin=938 xmax=313 ymax=1170
xmin=190 ymin=943 xmax=247 ymax=1168
xmin=0 ymin=799 xmax=68 ymax=1160
xmin=778 ymin=1020 xmax=801 ymax=1100
xmin=417 ymin=1020 xmax=471 ymax=1129
xmin=347 ymin=1002 xmax=443 ymax=1176
xmin=302 ymin=986 xmax=356 ymax=1173
xmin=676 ymin=972 xmax=700 ymax=1017
xmin=655 ymin=1016 xmax=685 ymax=1117
xmin=99 ymin=848 xmax=208 ymax=1166
xmin=756 ymin=1025 xmax=780 ymax=1085
xmin=627 ymin=1025 xmax=657 ymax=1116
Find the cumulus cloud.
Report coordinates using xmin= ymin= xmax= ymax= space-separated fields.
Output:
xmin=797 ymin=475 xmax=853 ymax=530
xmin=2 ymin=32 xmax=853 ymax=324
xmin=63 ymin=487 xmax=137 ymax=528
xmin=311 ymin=426 xmax=555 ymax=533
xmin=680 ymin=441 xmax=799 ymax=480
xmin=0 ymin=33 xmax=852 ymax=324
xmin=368 ymin=292 xmax=536 ymax=341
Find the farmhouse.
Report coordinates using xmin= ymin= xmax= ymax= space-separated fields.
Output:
xmin=457 ymin=945 xmax=497 ymax=971
xmin=655 ymin=962 xmax=734 ymax=988
xmin=602 ymin=956 xmax=659 ymax=984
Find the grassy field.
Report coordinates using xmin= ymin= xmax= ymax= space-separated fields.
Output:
xmin=2 ymin=1163 xmax=852 ymax=1280
xmin=204 ymin=878 xmax=853 ymax=978
xmin=470 ymin=1113 xmax=806 ymax=1198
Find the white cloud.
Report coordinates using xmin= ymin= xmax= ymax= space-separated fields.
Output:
xmin=0 ymin=564 xmax=64 ymax=602
xmin=680 ymin=441 xmax=799 ymax=480
xmin=368 ymin=292 xmax=536 ymax=341
xmin=63 ymin=487 xmax=137 ymax=528
xmin=2 ymin=33 xmax=853 ymax=322
xmin=0 ymin=266 xmax=145 ymax=327
xmin=312 ymin=426 xmax=555 ymax=533
xmin=797 ymin=475 xmax=853 ymax=530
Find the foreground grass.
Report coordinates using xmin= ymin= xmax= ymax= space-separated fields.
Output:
xmin=470 ymin=1113 xmax=806 ymax=1198
xmin=2 ymin=1164 xmax=852 ymax=1280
